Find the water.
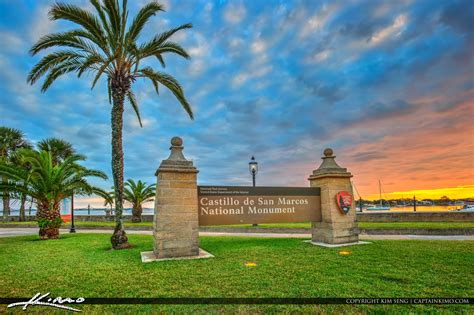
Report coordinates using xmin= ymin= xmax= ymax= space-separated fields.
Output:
xmin=7 ymin=208 xmax=155 ymax=216
xmin=362 ymin=205 xmax=463 ymax=213
xmin=9 ymin=205 xmax=464 ymax=217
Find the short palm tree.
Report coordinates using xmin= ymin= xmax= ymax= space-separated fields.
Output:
xmin=37 ymin=138 xmax=76 ymax=166
xmin=124 ymin=179 xmax=155 ymax=222
xmin=96 ymin=189 xmax=115 ymax=216
xmin=0 ymin=150 xmax=107 ymax=239
xmin=0 ymin=127 xmax=31 ymax=220
xmin=28 ymin=0 xmax=194 ymax=249
xmin=10 ymin=149 xmax=33 ymax=221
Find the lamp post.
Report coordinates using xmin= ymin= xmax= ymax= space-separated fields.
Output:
xmin=249 ymin=156 xmax=258 ymax=227
xmin=70 ymin=193 xmax=76 ymax=233
xmin=249 ymin=156 xmax=258 ymax=187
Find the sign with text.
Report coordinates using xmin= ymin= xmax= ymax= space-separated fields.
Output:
xmin=198 ymin=186 xmax=321 ymax=226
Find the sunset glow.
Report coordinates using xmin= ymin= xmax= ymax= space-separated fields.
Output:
xmin=363 ymin=185 xmax=474 ymax=201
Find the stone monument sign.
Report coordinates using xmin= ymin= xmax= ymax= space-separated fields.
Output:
xmin=141 ymin=137 xmax=360 ymax=262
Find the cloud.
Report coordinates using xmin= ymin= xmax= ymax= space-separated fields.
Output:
xmin=370 ymin=14 xmax=407 ymax=44
xmin=0 ymin=0 xmax=473 ymax=205
xmin=222 ymin=2 xmax=246 ymax=24
xmin=0 ymin=31 xmax=25 ymax=53
xmin=28 ymin=4 xmax=55 ymax=44
xmin=438 ymin=0 xmax=474 ymax=36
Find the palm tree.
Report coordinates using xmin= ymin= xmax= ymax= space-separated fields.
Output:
xmin=28 ymin=0 xmax=194 ymax=249
xmin=124 ymin=179 xmax=155 ymax=222
xmin=0 ymin=127 xmax=31 ymax=220
xmin=37 ymin=138 xmax=76 ymax=166
xmin=96 ymin=189 xmax=114 ymax=216
xmin=0 ymin=150 xmax=107 ymax=239
xmin=10 ymin=149 xmax=33 ymax=221
xmin=38 ymin=138 xmax=78 ymax=222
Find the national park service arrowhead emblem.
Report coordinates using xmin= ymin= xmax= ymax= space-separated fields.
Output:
xmin=336 ymin=191 xmax=352 ymax=215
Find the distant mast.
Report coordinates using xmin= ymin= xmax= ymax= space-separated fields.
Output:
xmin=379 ymin=179 xmax=382 ymax=207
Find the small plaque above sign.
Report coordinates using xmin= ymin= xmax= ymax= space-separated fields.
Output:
xmin=197 ymin=186 xmax=322 ymax=226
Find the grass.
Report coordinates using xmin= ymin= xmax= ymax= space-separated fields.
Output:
xmin=2 ymin=221 xmax=474 ymax=229
xmin=0 ymin=234 xmax=472 ymax=313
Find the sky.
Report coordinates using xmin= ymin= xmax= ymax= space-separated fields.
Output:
xmin=0 ymin=0 xmax=473 ymax=207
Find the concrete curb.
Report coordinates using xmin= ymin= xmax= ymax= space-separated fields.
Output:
xmin=1 ymin=225 xmax=473 ymax=235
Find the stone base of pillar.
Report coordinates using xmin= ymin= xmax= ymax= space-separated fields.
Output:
xmin=312 ymin=221 xmax=359 ymax=244
xmin=141 ymin=248 xmax=214 ymax=263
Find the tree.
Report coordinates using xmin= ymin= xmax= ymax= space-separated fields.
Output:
xmin=28 ymin=0 xmax=194 ymax=249
xmin=37 ymin=138 xmax=77 ymax=222
xmin=10 ymin=149 xmax=33 ymax=221
xmin=0 ymin=127 xmax=31 ymax=221
xmin=37 ymin=138 xmax=76 ymax=166
xmin=123 ymin=179 xmax=155 ymax=222
xmin=96 ymin=189 xmax=114 ymax=216
xmin=0 ymin=150 xmax=107 ymax=239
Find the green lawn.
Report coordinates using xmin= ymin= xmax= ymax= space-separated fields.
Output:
xmin=0 ymin=234 xmax=472 ymax=313
xmin=2 ymin=220 xmax=474 ymax=229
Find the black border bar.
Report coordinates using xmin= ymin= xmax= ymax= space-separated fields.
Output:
xmin=1 ymin=298 xmax=472 ymax=305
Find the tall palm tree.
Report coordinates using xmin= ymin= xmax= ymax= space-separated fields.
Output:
xmin=0 ymin=150 xmax=107 ymax=239
xmin=0 ymin=127 xmax=31 ymax=220
xmin=37 ymin=138 xmax=76 ymax=166
xmin=123 ymin=179 xmax=155 ymax=222
xmin=28 ymin=0 xmax=194 ymax=249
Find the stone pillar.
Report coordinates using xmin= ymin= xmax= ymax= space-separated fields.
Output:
xmin=308 ymin=148 xmax=359 ymax=244
xmin=153 ymin=136 xmax=199 ymax=258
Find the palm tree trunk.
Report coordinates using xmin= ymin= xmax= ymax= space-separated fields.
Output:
xmin=2 ymin=176 xmax=10 ymax=221
xmin=36 ymin=201 xmax=61 ymax=240
xmin=110 ymin=74 xmax=131 ymax=249
xmin=19 ymin=192 xmax=27 ymax=221
xmin=131 ymin=204 xmax=142 ymax=223
xmin=2 ymin=196 xmax=8 ymax=221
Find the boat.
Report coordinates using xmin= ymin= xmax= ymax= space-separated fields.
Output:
xmin=365 ymin=180 xmax=391 ymax=211
xmin=458 ymin=204 xmax=474 ymax=212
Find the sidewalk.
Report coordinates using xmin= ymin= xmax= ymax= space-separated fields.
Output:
xmin=0 ymin=228 xmax=473 ymax=240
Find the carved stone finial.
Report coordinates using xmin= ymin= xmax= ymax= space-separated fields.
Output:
xmin=156 ymin=136 xmax=197 ymax=174
xmin=323 ymin=148 xmax=333 ymax=157
xmin=309 ymin=148 xmax=352 ymax=178
xmin=171 ymin=136 xmax=183 ymax=147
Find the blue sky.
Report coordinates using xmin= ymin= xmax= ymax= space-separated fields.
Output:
xmin=0 ymin=0 xmax=473 ymax=205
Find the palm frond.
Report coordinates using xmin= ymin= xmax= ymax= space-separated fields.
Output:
xmin=149 ymin=41 xmax=190 ymax=59
xmin=27 ymin=50 xmax=85 ymax=85
xmin=91 ymin=56 xmax=115 ymax=89
xmin=30 ymin=30 xmax=102 ymax=56
xmin=138 ymin=23 xmax=192 ymax=58
xmin=125 ymin=1 xmax=164 ymax=45
xmin=156 ymin=54 xmax=166 ymax=68
xmin=78 ymin=54 xmax=106 ymax=78
xmin=49 ymin=3 xmax=107 ymax=52
xmin=126 ymin=91 xmax=143 ymax=127
xmin=102 ymin=0 xmax=121 ymax=50
xmin=137 ymin=68 xmax=193 ymax=119
xmin=40 ymin=61 xmax=83 ymax=92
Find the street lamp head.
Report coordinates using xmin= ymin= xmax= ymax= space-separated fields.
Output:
xmin=249 ymin=156 xmax=258 ymax=175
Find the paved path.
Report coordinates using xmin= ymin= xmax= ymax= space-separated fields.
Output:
xmin=1 ymin=228 xmax=473 ymax=240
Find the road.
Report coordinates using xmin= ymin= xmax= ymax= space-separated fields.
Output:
xmin=0 ymin=228 xmax=473 ymax=240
